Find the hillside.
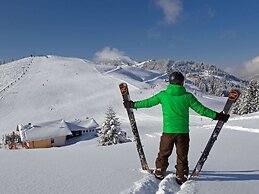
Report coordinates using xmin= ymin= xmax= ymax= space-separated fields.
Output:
xmin=0 ymin=56 xmax=131 ymax=131
xmin=0 ymin=56 xmax=258 ymax=194
xmin=138 ymin=59 xmax=247 ymax=96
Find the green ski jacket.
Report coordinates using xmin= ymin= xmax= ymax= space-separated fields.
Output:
xmin=134 ymin=84 xmax=217 ymax=134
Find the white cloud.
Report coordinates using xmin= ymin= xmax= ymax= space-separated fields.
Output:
xmin=94 ymin=47 xmax=133 ymax=63
xmin=244 ymin=56 xmax=259 ymax=75
xmin=225 ymin=56 xmax=259 ymax=79
xmin=154 ymin=0 xmax=183 ymax=24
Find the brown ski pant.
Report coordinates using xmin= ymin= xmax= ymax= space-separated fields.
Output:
xmin=155 ymin=133 xmax=189 ymax=182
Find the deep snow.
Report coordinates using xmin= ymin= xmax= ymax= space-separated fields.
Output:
xmin=0 ymin=56 xmax=259 ymax=194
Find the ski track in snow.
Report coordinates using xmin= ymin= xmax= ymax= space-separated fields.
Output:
xmin=229 ymin=115 xmax=259 ymax=121
xmin=103 ymin=66 xmax=122 ymax=74
xmin=224 ymin=125 xmax=259 ymax=133
xmin=94 ymin=63 xmax=166 ymax=91
xmin=202 ymin=114 xmax=259 ymax=134
xmin=121 ymin=172 xmax=197 ymax=194
xmin=154 ymin=132 xmax=162 ymax=136
xmin=203 ymin=96 xmax=214 ymax=100
xmin=202 ymin=124 xmax=259 ymax=134
xmin=0 ymin=58 xmax=33 ymax=94
xmin=145 ymin=132 xmax=161 ymax=138
xmin=0 ymin=58 xmax=34 ymax=117
xmin=145 ymin=134 xmax=156 ymax=138
xmin=144 ymin=73 xmax=167 ymax=83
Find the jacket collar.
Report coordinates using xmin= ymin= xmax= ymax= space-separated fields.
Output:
xmin=165 ymin=84 xmax=186 ymax=96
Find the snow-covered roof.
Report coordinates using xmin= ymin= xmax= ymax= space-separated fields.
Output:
xmin=66 ymin=118 xmax=99 ymax=132
xmin=20 ymin=120 xmax=72 ymax=141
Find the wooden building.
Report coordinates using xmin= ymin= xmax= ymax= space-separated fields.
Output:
xmin=19 ymin=120 xmax=72 ymax=149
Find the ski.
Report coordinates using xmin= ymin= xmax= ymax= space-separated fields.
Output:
xmin=119 ymin=83 xmax=149 ymax=171
xmin=189 ymin=89 xmax=240 ymax=179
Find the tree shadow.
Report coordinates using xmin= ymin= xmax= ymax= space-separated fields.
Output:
xmin=192 ymin=170 xmax=259 ymax=182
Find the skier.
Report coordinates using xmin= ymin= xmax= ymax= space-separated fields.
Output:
xmin=123 ymin=71 xmax=230 ymax=185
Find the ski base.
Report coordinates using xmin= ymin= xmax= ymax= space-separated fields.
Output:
xmin=119 ymin=83 xmax=150 ymax=171
xmin=189 ymin=89 xmax=240 ymax=179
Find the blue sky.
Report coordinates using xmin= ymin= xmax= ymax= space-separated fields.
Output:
xmin=1 ymin=0 xmax=259 ymax=72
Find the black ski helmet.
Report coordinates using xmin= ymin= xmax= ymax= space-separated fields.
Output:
xmin=169 ymin=71 xmax=184 ymax=85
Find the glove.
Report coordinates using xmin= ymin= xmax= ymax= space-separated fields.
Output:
xmin=123 ymin=100 xmax=135 ymax=109
xmin=215 ymin=111 xmax=230 ymax=123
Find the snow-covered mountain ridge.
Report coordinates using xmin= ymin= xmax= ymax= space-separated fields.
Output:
xmin=138 ymin=59 xmax=247 ymax=96
xmin=95 ymin=57 xmax=248 ymax=96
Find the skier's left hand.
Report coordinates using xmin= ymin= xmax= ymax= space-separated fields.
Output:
xmin=123 ymin=100 xmax=135 ymax=109
xmin=215 ymin=111 xmax=230 ymax=122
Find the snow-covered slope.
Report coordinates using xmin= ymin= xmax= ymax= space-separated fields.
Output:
xmin=0 ymin=56 xmax=130 ymax=131
xmin=0 ymin=56 xmax=258 ymax=194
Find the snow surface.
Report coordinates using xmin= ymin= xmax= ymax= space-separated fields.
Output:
xmin=0 ymin=56 xmax=259 ymax=194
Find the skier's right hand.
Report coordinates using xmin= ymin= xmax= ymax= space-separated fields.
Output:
xmin=215 ymin=111 xmax=230 ymax=123
xmin=123 ymin=100 xmax=135 ymax=109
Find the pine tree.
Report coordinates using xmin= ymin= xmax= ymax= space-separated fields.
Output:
xmin=232 ymin=80 xmax=258 ymax=115
xmin=232 ymin=96 xmax=241 ymax=114
xmin=98 ymin=107 xmax=129 ymax=146
xmin=256 ymin=81 xmax=259 ymax=112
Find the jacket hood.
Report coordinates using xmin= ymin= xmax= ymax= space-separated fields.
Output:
xmin=165 ymin=84 xmax=187 ymax=96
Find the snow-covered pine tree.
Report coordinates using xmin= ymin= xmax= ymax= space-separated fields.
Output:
xmin=98 ymin=106 xmax=129 ymax=146
xmin=232 ymin=95 xmax=241 ymax=114
xmin=232 ymin=80 xmax=258 ymax=115
xmin=257 ymin=81 xmax=259 ymax=112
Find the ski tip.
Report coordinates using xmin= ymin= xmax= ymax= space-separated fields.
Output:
xmin=119 ymin=83 xmax=128 ymax=95
xmin=119 ymin=82 xmax=127 ymax=87
xmin=229 ymin=89 xmax=240 ymax=101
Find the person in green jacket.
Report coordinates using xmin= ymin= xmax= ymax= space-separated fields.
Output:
xmin=124 ymin=71 xmax=229 ymax=185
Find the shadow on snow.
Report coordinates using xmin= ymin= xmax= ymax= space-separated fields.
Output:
xmin=66 ymin=134 xmax=98 ymax=145
xmin=193 ymin=170 xmax=259 ymax=182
